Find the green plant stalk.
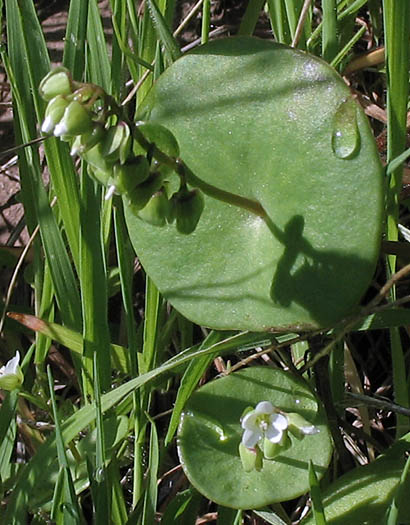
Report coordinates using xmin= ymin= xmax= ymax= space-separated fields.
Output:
xmin=142 ymin=418 xmax=159 ymax=524
xmin=79 ymin=171 xmax=112 ymax=397
xmin=47 ymin=366 xmax=82 ymax=524
xmin=62 ymin=0 xmax=89 ymax=80
xmin=385 ymin=453 xmax=410 ymax=524
xmin=383 ymin=0 xmax=410 ymax=436
xmin=322 ymin=0 xmax=338 ymax=62
xmin=113 ymin=205 xmax=140 ymax=375
xmin=332 ymin=24 xmax=366 ymax=71
xmin=309 ymin=460 xmax=327 ymax=525
xmin=238 ymin=0 xmax=266 ymax=36
xmin=201 ymin=0 xmax=211 ymax=43
xmin=93 ymin=354 xmax=111 ymax=524
xmin=266 ymin=0 xmax=292 ymax=44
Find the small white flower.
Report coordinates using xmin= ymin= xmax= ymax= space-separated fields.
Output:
xmin=0 ymin=351 xmax=24 ymax=390
xmin=241 ymin=401 xmax=288 ymax=449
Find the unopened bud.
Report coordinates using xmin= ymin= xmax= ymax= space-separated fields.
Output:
xmin=87 ymin=165 xmax=112 ymax=187
xmin=135 ymin=121 xmax=180 ymax=158
xmin=54 ymin=100 xmax=93 ymax=137
xmin=113 ymin=156 xmax=150 ymax=194
xmin=101 ymin=122 xmax=132 ymax=164
xmin=83 ymin=143 xmax=112 ymax=174
xmin=126 ymin=173 xmax=164 ymax=213
xmin=263 ymin=433 xmax=291 ymax=459
xmin=138 ymin=190 xmax=170 ymax=227
xmin=41 ymin=95 xmax=70 ymax=134
xmin=239 ymin=442 xmax=263 ymax=472
xmin=287 ymin=413 xmax=320 ymax=439
xmin=173 ymin=188 xmax=205 ymax=234
xmin=70 ymin=124 xmax=105 ymax=156
xmin=39 ymin=67 xmax=72 ymax=101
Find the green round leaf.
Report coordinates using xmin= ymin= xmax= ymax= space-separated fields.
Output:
xmin=125 ymin=37 xmax=384 ymax=331
xmin=177 ymin=367 xmax=333 ymax=509
xmin=301 ymin=435 xmax=410 ymax=524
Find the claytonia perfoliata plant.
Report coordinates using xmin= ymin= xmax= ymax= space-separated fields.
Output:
xmin=0 ymin=351 xmax=24 ymax=391
xmin=239 ymin=401 xmax=319 ymax=472
xmin=38 ymin=67 xmax=207 ymax=234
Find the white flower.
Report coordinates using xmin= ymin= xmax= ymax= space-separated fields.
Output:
xmin=241 ymin=401 xmax=288 ymax=449
xmin=0 ymin=351 xmax=24 ymax=390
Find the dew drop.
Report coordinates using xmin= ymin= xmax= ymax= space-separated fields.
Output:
xmin=331 ymin=98 xmax=360 ymax=159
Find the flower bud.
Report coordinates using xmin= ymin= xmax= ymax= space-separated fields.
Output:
xmin=87 ymin=165 xmax=112 ymax=187
xmin=263 ymin=433 xmax=290 ymax=459
xmin=113 ymin=156 xmax=150 ymax=194
xmin=287 ymin=413 xmax=320 ymax=439
xmin=83 ymin=143 xmax=112 ymax=175
xmin=101 ymin=122 xmax=132 ymax=164
xmin=239 ymin=442 xmax=263 ymax=472
xmin=173 ymin=188 xmax=205 ymax=234
xmin=70 ymin=124 xmax=105 ymax=156
xmin=41 ymin=95 xmax=70 ymax=134
xmin=39 ymin=67 xmax=72 ymax=101
xmin=0 ymin=351 xmax=24 ymax=391
xmin=138 ymin=190 xmax=170 ymax=227
xmin=126 ymin=173 xmax=164 ymax=213
xmin=135 ymin=121 xmax=180 ymax=158
xmin=54 ymin=100 xmax=94 ymax=137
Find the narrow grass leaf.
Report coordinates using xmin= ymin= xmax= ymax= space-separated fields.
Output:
xmin=322 ymin=0 xmax=338 ymax=62
xmin=147 ymin=0 xmax=182 ymax=63
xmin=385 ymin=454 xmax=410 ymax=524
xmin=253 ymin=508 xmax=291 ymax=525
xmin=238 ymin=0 xmax=266 ymax=36
xmin=114 ymin=205 xmax=140 ymax=374
xmin=160 ymin=488 xmax=202 ymax=524
xmin=93 ymin=354 xmax=111 ymax=524
xmin=79 ymin=173 xmax=111 ymax=396
xmin=266 ymin=0 xmax=292 ymax=45
xmin=47 ymin=367 xmax=82 ymax=524
xmin=165 ymin=330 xmax=226 ymax=445
xmin=63 ymin=0 xmax=89 ymax=79
xmin=8 ymin=312 xmax=129 ymax=373
xmin=142 ymin=419 xmax=159 ymax=524
xmin=87 ymin=0 xmax=111 ymax=91
xmin=308 ymin=460 xmax=327 ymax=525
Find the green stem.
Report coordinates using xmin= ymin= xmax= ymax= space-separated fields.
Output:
xmin=176 ymin=161 xmax=266 ymax=218
xmin=132 ymin=126 xmax=267 ymax=219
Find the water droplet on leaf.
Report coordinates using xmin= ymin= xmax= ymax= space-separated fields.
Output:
xmin=331 ymin=98 xmax=360 ymax=159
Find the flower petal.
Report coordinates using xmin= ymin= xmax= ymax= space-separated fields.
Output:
xmin=241 ymin=411 xmax=259 ymax=430
xmin=242 ymin=428 xmax=262 ymax=448
xmin=265 ymin=424 xmax=283 ymax=443
xmin=255 ymin=401 xmax=274 ymax=414
xmin=2 ymin=351 xmax=20 ymax=375
xmin=270 ymin=412 xmax=288 ymax=431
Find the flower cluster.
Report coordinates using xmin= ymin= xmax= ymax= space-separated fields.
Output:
xmin=239 ymin=401 xmax=319 ymax=472
xmin=0 ymin=351 xmax=24 ymax=391
xmin=39 ymin=68 xmax=204 ymax=233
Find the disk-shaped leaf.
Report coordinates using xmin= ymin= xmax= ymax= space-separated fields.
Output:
xmin=125 ymin=37 xmax=384 ymax=331
xmin=177 ymin=367 xmax=333 ymax=509
xmin=301 ymin=434 xmax=410 ymax=524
